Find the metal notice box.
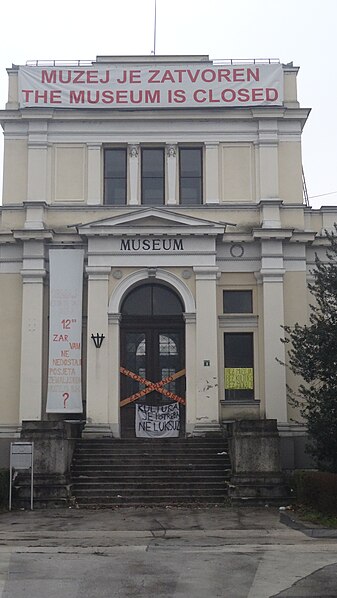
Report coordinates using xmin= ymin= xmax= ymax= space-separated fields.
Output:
xmin=9 ymin=442 xmax=34 ymax=510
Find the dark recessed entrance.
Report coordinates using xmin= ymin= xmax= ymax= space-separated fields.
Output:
xmin=120 ymin=283 xmax=185 ymax=438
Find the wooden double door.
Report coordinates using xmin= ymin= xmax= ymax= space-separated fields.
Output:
xmin=120 ymin=320 xmax=185 ymax=438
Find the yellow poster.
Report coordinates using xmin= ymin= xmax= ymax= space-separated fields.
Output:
xmin=224 ymin=368 xmax=254 ymax=390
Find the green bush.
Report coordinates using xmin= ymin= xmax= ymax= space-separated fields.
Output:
xmin=0 ymin=469 xmax=9 ymax=508
xmin=293 ymin=470 xmax=337 ymax=514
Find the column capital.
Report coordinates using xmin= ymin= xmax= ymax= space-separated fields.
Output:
xmin=20 ymin=269 xmax=46 ymax=284
xmin=108 ymin=313 xmax=122 ymax=325
xmin=128 ymin=144 xmax=139 ymax=158
xmin=193 ymin=266 xmax=219 ymax=280
xmin=86 ymin=266 xmax=111 ymax=281
xmin=183 ymin=312 xmax=196 ymax=324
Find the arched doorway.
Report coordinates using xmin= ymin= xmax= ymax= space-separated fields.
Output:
xmin=120 ymin=283 xmax=185 ymax=438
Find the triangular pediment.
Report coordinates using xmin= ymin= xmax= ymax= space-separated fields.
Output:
xmin=76 ymin=207 xmax=229 ymax=236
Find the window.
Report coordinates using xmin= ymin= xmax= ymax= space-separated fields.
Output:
xmin=179 ymin=147 xmax=203 ymax=205
xmin=141 ymin=148 xmax=165 ymax=206
xmin=223 ymin=290 xmax=252 ymax=314
xmin=224 ymin=333 xmax=254 ymax=400
xmin=104 ymin=145 xmax=204 ymax=206
xmin=104 ymin=148 xmax=127 ymax=205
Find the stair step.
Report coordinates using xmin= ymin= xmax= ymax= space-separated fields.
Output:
xmin=70 ymin=437 xmax=231 ymax=507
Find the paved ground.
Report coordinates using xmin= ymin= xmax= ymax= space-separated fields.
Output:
xmin=0 ymin=506 xmax=337 ymax=597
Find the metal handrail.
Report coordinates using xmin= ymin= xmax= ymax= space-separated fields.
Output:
xmin=25 ymin=57 xmax=281 ymax=67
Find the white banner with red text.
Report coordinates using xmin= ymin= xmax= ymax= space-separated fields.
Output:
xmin=18 ymin=63 xmax=283 ymax=109
xmin=46 ymin=249 xmax=84 ymax=413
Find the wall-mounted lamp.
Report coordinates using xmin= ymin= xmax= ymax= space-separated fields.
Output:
xmin=91 ymin=333 xmax=105 ymax=348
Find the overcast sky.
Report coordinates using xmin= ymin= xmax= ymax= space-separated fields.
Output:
xmin=1 ymin=0 xmax=336 ymax=209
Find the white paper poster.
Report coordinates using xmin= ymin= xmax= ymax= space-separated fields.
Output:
xmin=46 ymin=249 xmax=84 ymax=413
xmin=135 ymin=404 xmax=180 ymax=438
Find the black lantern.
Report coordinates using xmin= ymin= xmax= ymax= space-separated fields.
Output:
xmin=91 ymin=333 xmax=105 ymax=348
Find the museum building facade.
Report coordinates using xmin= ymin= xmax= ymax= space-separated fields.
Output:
xmin=0 ymin=54 xmax=334 ymax=468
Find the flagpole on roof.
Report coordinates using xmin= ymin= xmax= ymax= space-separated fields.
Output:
xmin=153 ymin=0 xmax=157 ymax=55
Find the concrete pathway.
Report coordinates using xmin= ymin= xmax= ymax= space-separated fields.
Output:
xmin=0 ymin=507 xmax=336 ymax=597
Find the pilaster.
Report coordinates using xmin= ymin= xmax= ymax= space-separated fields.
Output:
xmin=256 ymin=121 xmax=279 ymax=201
xmin=193 ymin=266 xmax=220 ymax=433
xmin=183 ymin=312 xmax=196 ymax=435
xmin=19 ymin=240 xmax=46 ymax=422
xmin=128 ymin=144 xmax=139 ymax=205
xmin=258 ymin=238 xmax=287 ymax=422
xmin=166 ymin=144 xmax=178 ymax=205
xmin=86 ymin=266 xmax=111 ymax=427
xmin=27 ymin=122 xmax=49 ymax=202
xmin=204 ymin=143 xmax=219 ymax=204
xmin=87 ymin=143 xmax=102 ymax=205
xmin=108 ymin=312 xmax=122 ymax=437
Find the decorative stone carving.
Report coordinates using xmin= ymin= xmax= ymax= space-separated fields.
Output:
xmin=129 ymin=145 xmax=139 ymax=158
xmin=166 ymin=145 xmax=177 ymax=158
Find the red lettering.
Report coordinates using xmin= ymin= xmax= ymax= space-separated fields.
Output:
xmin=87 ymin=70 xmax=99 ymax=83
xmin=69 ymin=90 xmax=84 ymax=104
xmin=161 ymin=70 xmax=175 ymax=83
xmin=59 ymin=71 xmax=72 ymax=84
xmin=102 ymin=90 xmax=114 ymax=104
xmin=50 ymin=90 xmax=62 ymax=104
xmin=208 ymin=90 xmax=220 ymax=103
xmin=247 ymin=67 xmax=259 ymax=82
xmin=130 ymin=70 xmax=141 ymax=83
xmin=22 ymin=90 xmax=34 ymax=102
xmin=73 ymin=70 xmax=85 ymax=84
xmin=116 ymin=90 xmax=128 ymax=103
xmin=266 ymin=88 xmax=278 ymax=101
xmin=237 ymin=88 xmax=250 ymax=102
xmin=232 ymin=68 xmax=245 ymax=82
xmin=201 ymin=69 xmax=216 ymax=82
xmin=53 ymin=334 xmax=69 ymax=342
xmin=145 ymin=90 xmax=160 ymax=103
xmin=193 ymin=89 xmax=207 ymax=103
xmin=187 ymin=69 xmax=200 ymax=83
xmin=252 ymin=88 xmax=264 ymax=101
xmin=41 ymin=70 xmax=56 ymax=84
xmin=218 ymin=69 xmax=231 ymax=82
xmin=172 ymin=89 xmax=186 ymax=103
xmin=148 ymin=69 xmax=160 ymax=83
xmin=221 ymin=89 xmax=236 ymax=102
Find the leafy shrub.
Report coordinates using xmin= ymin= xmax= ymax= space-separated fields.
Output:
xmin=0 ymin=469 xmax=9 ymax=508
xmin=293 ymin=470 xmax=337 ymax=514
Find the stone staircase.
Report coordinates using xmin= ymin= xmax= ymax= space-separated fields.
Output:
xmin=70 ymin=437 xmax=231 ymax=507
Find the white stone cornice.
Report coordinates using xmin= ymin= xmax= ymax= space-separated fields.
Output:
xmin=13 ymin=230 xmax=53 ymax=241
xmin=218 ymin=314 xmax=258 ymax=328
xmin=253 ymin=228 xmax=293 ymax=240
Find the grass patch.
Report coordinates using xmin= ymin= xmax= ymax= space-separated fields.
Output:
xmin=295 ymin=506 xmax=337 ymax=528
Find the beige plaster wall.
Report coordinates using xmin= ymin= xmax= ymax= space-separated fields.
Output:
xmin=2 ymin=140 xmax=28 ymax=204
xmin=283 ymin=71 xmax=298 ymax=104
xmin=0 ymin=274 xmax=22 ymax=423
xmin=52 ymin=145 xmax=87 ymax=202
xmin=278 ymin=142 xmax=303 ymax=204
xmin=220 ymin=144 xmax=255 ymax=202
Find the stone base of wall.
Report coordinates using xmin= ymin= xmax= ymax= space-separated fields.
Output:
xmin=227 ymin=419 xmax=289 ymax=504
xmin=11 ymin=420 xmax=81 ymax=509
